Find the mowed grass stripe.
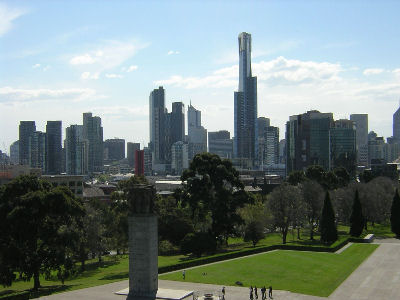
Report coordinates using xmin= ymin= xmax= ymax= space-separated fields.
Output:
xmin=158 ymin=243 xmax=378 ymax=297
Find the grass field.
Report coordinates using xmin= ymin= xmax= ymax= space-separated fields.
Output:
xmin=159 ymin=243 xmax=378 ymax=297
xmin=0 ymin=223 xmax=387 ymax=298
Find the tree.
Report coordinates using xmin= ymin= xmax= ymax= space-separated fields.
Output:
xmin=180 ymin=232 xmax=216 ymax=257
xmin=349 ymin=190 xmax=364 ymax=237
xmin=333 ymin=167 xmax=351 ymax=188
xmin=244 ymin=221 xmax=265 ymax=247
xmin=301 ymin=180 xmax=324 ymax=240
xmin=268 ymin=183 xmax=303 ymax=244
xmin=180 ymin=153 xmax=251 ymax=243
xmin=391 ymin=189 xmax=400 ymax=238
xmin=287 ymin=170 xmax=306 ymax=186
xmin=0 ymin=176 xmax=84 ymax=290
xmin=320 ymin=191 xmax=338 ymax=244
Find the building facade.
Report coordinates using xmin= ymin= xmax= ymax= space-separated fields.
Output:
xmin=10 ymin=141 xmax=19 ymax=165
xmin=171 ymin=141 xmax=189 ymax=175
xmin=208 ymin=130 xmax=233 ymax=159
xmin=29 ymin=131 xmax=46 ymax=170
xmin=127 ymin=142 xmax=140 ymax=168
xmin=187 ymin=104 xmax=207 ymax=160
xmin=149 ymin=87 xmax=167 ymax=165
xmin=65 ymin=125 xmax=88 ymax=175
xmin=83 ymin=112 xmax=103 ymax=173
xmin=19 ymin=121 xmax=36 ymax=165
xmin=350 ymin=114 xmax=368 ymax=167
xmin=104 ymin=138 xmax=125 ymax=161
xmin=234 ymin=32 xmax=258 ymax=165
xmin=46 ymin=121 xmax=62 ymax=174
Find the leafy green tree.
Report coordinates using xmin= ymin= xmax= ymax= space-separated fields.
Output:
xmin=301 ymin=180 xmax=324 ymax=240
xmin=391 ymin=189 xmax=400 ymax=238
xmin=287 ymin=170 xmax=306 ymax=186
xmin=180 ymin=232 xmax=216 ymax=257
xmin=0 ymin=176 xmax=84 ymax=290
xmin=181 ymin=153 xmax=251 ymax=243
xmin=244 ymin=220 xmax=265 ymax=247
xmin=349 ymin=190 xmax=364 ymax=237
xmin=268 ymin=183 xmax=303 ymax=244
xmin=333 ymin=167 xmax=351 ymax=188
xmin=305 ymin=165 xmax=325 ymax=184
xmin=320 ymin=191 xmax=338 ymax=244
xmin=155 ymin=196 xmax=193 ymax=245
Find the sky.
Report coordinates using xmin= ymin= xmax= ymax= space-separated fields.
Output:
xmin=1 ymin=0 xmax=400 ymax=154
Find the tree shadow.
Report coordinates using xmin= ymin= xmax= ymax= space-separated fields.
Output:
xmin=99 ymin=272 xmax=129 ymax=281
xmin=27 ymin=284 xmax=74 ymax=298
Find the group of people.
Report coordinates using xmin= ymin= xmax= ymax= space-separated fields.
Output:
xmin=249 ymin=285 xmax=272 ymax=300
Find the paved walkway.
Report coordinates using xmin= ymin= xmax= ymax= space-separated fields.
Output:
xmin=40 ymin=239 xmax=400 ymax=300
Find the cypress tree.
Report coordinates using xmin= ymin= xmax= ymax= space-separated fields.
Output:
xmin=350 ymin=189 xmax=364 ymax=237
xmin=391 ymin=189 xmax=400 ymax=238
xmin=320 ymin=191 xmax=338 ymax=244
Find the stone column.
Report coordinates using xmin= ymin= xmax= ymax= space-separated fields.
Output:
xmin=126 ymin=184 xmax=158 ymax=300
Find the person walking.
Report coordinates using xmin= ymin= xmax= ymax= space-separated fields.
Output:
xmin=222 ymin=286 xmax=225 ymax=300
xmin=254 ymin=286 xmax=258 ymax=299
xmin=182 ymin=270 xmax=186 ymax=280
xmin=261 ymin=286 xmax=266 ymax=300
xmin=268 ymin=286 xmax=272 ymax=299
xmin=249 ymin=286 xmax=253 ymax=300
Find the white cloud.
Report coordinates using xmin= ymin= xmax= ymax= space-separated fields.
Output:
xmin=126 ymin=65 xmax=138 ymax=72
xmin=32 ymin=64 xmax=41 ymax=69
xmin=0 ymin=3 xmax=26 ymax=37
xmin=81 ymin=72 xmax=99 ymax=80
xmin=0 ymin=86 xmax=97 ymax=103
xmin=105 ymin=73 xmax=123 ymax=79
xmin=363 ymin=68 xmax=385 ymax=75
xmin=70 ymin=53 xmax=97 ymax=65
xmin=155 ymin=56 xmax=341 ymax=89
xmin=69 ymin=40 xmax=147 ymax=74
xmin=167 ymin=50 xmax=180 ymax=55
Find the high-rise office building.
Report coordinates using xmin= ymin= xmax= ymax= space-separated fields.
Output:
xmin=170 ymin=102 xmax=185 ymax=145
xmin=286 ymin=110 xmax=333 ymax=174
xmin=65 ymin=125 xmax=88 ymax=175
xmin=127 ymin=142 xmax=140 ymax=168
xmin=143 ymin=147 xmax=152 ymax=176
xmin=393 ymin=105 xmax=400 ymax=141
xmin=135 ymin=150 xmax=144 ymax=176
xmin=257 ymin=117 xmax=270 ymax=138
xmin=104 ymin=138 xmax=125 ymax=161
xmin=149 ymin=87 xmax=167 ymax=165
xmin=234 ymin=32 xmax=257 ymax=164
xmin=264 ymin=126 xmax=279 ymax=166
xmin=83 ymin=112 xmax=103 ymax=173
xmin=187 ymin=104 xmax=207 ymax=160
xmin=10 ymin=140 xmax=19 ymax=165
xmin=46 ymin=121 xmax=62 ymax=174
xmin=330 ymin=119 xmax=356 ymax=172
xmin=208 ymin=130 xmax=233 ymax=159
xmin=19 ymin=121 xmax=36 ymax=165
xmin=350 ymin=114 xmax=368 ymax=167
xmin=171 ymin=141 xmax=189 ymax=175
xmin=29 ymin=131 xmax=46 ymax=170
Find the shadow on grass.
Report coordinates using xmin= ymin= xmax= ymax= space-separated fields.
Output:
xmin=99 ymin=272 xmax=129 ymax=281
xmin=28 ymin=284 xmax=73 ymax=298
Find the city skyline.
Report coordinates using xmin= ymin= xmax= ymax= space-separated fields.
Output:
xmin=2 ymin=1 xmax=400 ymax=153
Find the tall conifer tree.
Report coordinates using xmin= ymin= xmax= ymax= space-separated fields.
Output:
xmin=391 ymin=189 xmax=400 ymax=238
xmin=350 ymin=190 xmax=364 ymax=237
xmin=320 ymin=191 xmax=338 ymax=243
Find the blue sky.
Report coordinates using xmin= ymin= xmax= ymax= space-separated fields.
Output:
xmin=1 ymin=0 xmax=400 ymax=153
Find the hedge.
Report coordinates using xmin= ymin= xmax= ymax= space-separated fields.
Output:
xmin=158 ymin=238 xmax=350 ymax=273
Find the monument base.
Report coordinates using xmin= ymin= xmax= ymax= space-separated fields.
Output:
xmin=115 ymin=288 xmax=193 ymax=300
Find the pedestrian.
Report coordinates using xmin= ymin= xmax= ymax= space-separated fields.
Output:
xmin=268 ymin=286 xmax=272 ymax=299
xmin=261 ymin=286 xmax=266 ymax=300
xmin=222 ymin=286 xmax=225 ymax=300
xmin=182 ymin=270 xmax=186 ymax=280
xmin=255 ymin=286 xmax=258 ymax=299
xmin=249 ymin=286 xmax=253 ymax=300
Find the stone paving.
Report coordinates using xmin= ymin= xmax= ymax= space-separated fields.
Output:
xmin=40 ymin=239 xmax=400 ymax=300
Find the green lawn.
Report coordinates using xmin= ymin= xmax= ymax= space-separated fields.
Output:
xmin=159 ymin=243 xmax=378 ymax=297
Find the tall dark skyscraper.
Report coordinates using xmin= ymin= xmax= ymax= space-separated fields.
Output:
xmin=393 ymin=105 xmax=400 ymax=141
xmin=83 ymin=112 xmax=103 ymax=173
xmin=149 ymin=87 xmax=167 ymax=164
xmin=29 ymin=131 xmax=46 ymax=170
xmin=104 ymin=138 xmax=125 ymax=161
xmin=19 ymin=121 xmax=36 ymax=165
xmin=127 ymin=142 xmax=140 ymax=168
xmin=170 ymin=102 xmax=185 ymax=144
xmin=234 ymin=32 xmax=258 ymax=164
xmin=46 ymin=121 xmax=62 ymax=174
xmin=65 ymin=125 xmax=88 ymax=175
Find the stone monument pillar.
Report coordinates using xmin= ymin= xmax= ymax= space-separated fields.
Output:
xmin=126 ymin=184 xmax=158 ymax=300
